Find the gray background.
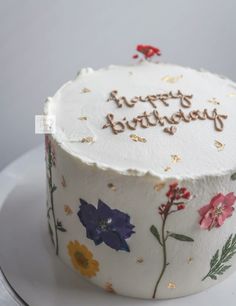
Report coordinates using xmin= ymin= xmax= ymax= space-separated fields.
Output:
xmin=1 ymin=0 xmax=236 ymax=171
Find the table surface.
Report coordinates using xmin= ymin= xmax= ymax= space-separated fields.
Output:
xmin=0 ymin=150 xmax=30 ymax=306
xmin=0 ymin=275 xmax=21 ymax=306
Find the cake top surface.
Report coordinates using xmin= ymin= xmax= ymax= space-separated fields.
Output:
xmin=45 ymin=61 xmax=236 ymax=179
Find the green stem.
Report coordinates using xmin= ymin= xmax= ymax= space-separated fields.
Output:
xmin=202 ymin=274 xmax=209 ymax=281
xmin=152 ymin=215 xmax=168 ymax=299
xmin=47 ymin=207 xmax=53 ymax=218
xmin=202 ymin=262 xmax=225 ymax=281
xmin=48 ymin=145 xmax=59 ymax=255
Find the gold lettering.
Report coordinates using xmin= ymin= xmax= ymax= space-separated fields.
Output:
xmin=102 ymin=113 xmax=125 ymax=134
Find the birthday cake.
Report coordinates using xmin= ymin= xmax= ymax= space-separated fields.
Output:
xmin=44 ymin=49 xmax=236 ymax=299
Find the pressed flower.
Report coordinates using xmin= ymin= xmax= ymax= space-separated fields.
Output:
xmin=166 ymin=181 xmax=190 ymax=202
xmin=133 ymin=44 xmax=161 ymax=60
xmin=177 ymin=204 xmax=185 ymax=210
xmin=67 ymin=241 xmax=99 ymax=278
xmin=136 ymin=44 xmax=161 ymax=58
xmin=45 ymin=135 xmax=56 ymax=167
xmin=151 ymin=182 xmax=193 ymax=299
xmin=46 ymin=134 xmax=61 ymax=255
xmin=78 ymin=199 xmax=135 ymax=252
xmin=105 ymin=282 xmax=116 ymax=294
xmin=182 ymin=191 xmax=191 ymax=199
xmin=199 ymin=192 xmax=236 ymax=230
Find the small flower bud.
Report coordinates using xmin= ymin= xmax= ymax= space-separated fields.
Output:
xmin=177 ymin=204 xmax=185 ymax=210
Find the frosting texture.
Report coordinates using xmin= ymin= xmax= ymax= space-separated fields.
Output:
xmin=45 ymin=62 xmax=236 ymax=178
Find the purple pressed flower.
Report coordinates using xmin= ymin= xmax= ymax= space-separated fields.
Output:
xmin=78 ymin=199 xmax=135 ymax=252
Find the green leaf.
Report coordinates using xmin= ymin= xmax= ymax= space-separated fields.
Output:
xmin=51 ymin=185 xmax=57 ymax=193
xmin=57 ymin=220 xmax=62 ymax=227
xmin=223 ymin=250 xmax=236 ymax=263
xmin=218 ymin=265 xmax=231 ymax=275
xmin=169 ymin=233 xmax=194 ymax=242
xmin=56 ymin=220 xmax=67 ymax=232
xmin=202 ymin=234 xmax=236 ymax=281
xmin=209 ymin=274 xmax=217 ymax=280
xmin=57 ymin=226 xmax=67 ymax=232
xmin=150 ymin=225 xmax=162 ymax=246
xmin=232 ymin=235 xmax=236 ymax=245
xmin=222 ymin=234 xmax=232 ymax=253
xmin=48 ymin=222 xmax=55 ymax=245
xmin=47 ymin=207 xmax=52 ymax=219
xmin=210 ymin=249 xmax=219 ymax=268
xmin=231 ymin=173 xmax=236 ymax=180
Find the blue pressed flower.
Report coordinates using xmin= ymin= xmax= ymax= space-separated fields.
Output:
xmin=78 ymin=199 xmax=135 ymax=252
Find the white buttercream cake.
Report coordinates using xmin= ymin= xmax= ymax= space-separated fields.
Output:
xmin=44 ymin=61 xmax=236 ymax=299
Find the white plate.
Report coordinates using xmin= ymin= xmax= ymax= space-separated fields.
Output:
xmin=0 ymin=146 xmax=236 ymax=306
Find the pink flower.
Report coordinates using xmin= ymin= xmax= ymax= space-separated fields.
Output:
xmin=199 ymin=192 xmax=236 ymax=230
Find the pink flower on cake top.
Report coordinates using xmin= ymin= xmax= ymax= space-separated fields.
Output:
xmin=199 ymin=192 xmax=236 ymax=230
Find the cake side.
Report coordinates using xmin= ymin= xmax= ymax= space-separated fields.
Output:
xmin=45 ymin=133 xmax=236 ymax=299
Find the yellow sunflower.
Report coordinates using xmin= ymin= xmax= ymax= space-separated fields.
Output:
xmin=67 ymin=240 xmax=99 ymax=278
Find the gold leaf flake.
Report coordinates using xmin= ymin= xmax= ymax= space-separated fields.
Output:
xmin=61 ymin=175 xmax=66 ymax=188
xmin=64 ymin=205 xmax=73 ymax=216
xmin=214 ymin=140 xmax=225 ymax=151
xmin=78 ymin=116 xmax=87 ymax=121
xmin=80 ymin=137 xmax=95 ymax=144
xmin=161 ymin=75 xmax=183 ymax=84
xmin=164 ymin=166 xmax=171 ymax=172
xmin=163 ymin=126 xmax=177 ymax=135
xmin=171 ymin=154 xmax=181 ymax=164
xmin=107 ymin=183 xmax=117 ymax=191
xmin=130 ymin=134 xmax=147 ymax=143
xmin=171 ymin=154 xmax=181 ymax=163
xmin=136 ymin=257 xmax=144 ymax=263
xmin=154 ymin=181 xmax=165 ymax=191
xmin=228 ymin=93 xmax=236 ymax=97
xmin=167 ymin=282 xmax=176 ymax=289
xmin=81 ymin=88 xmax=91 ymax=93
xmin=208 ymin=97 xmax=220 ymax=105
xmin=105 ymin=282 xmax=116 ymax=294
xmin=187 ymin=257 xmax=193 ymax=264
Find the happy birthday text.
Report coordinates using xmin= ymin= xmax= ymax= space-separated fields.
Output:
xmin=102 ymin=90 xmax=228 ymax=135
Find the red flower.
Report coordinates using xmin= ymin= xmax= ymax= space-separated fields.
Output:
xmin=177 ymin=204 xmax=185 ymax=210
xmin=133 ymin=44 xmax=161 ymax=60
xmin=199 ymin=192 xmax=236 ymax=230
xmin=158 ymin=182 xmax=191 ymax=217
xmin=166 ymin=182 xmax=191 ymax=202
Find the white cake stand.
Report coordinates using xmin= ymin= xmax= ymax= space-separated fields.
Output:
xmin=0 ymin=146 xmax=236 ymax=306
